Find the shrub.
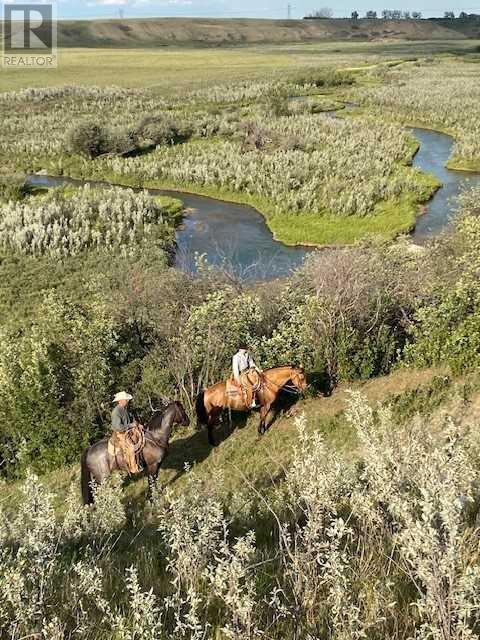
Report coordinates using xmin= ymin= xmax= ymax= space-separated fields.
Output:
xmin=0 ymin=291 xmax=116 ymax=476
xmin=293 ymin=68 xmax=355 ymax=88
xmin=141 ymin=289 xmax=265 ymax=412
xmin=135 ymin=114 xmax=187 ymax=146
xmin=0 ymin=186 xmax=178 ymax=258
xmin=240 ymin=120 xmax=272 ymax=151
xmin=0 ymin=174 xmax=28 ymax=202
xmin=261 ymin=243 xmax=422 ymax=388
xmin=266 ymin=95 xmax=290 ymax=118
xmin=1 ymin=397 xmax=480 ymax=638
xmin=406 ymin=191 xmax=480 ymax=373
xmin=107 ymin=127 xmax=139 ymax=156
xmin=68 ymin=121 xmax=110 ymax=158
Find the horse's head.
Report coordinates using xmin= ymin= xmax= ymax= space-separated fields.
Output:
xmin=172 ymin=400 xmax=190 ymax=427
xmin=290 ymin=366 xmax=308 ymax=392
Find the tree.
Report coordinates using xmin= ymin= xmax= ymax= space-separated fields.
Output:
xmin=366 ymin=10 xmax=377 ymax=18
xmin=351 ymin=10 xmax=359 ymax=19
xmin=444 ymin=10 xmax=455 ymax=18
xmin=310 ymin=7 xmax=334 ymax=17
xmin=459 ymin=11 xmax=467 ymax=18
xmin=412 ymin=11 xmax=422 ymax=19
xmin=0 ymin=291 xmax=116 ymax=475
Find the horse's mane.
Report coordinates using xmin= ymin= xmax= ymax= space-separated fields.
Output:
xmin=146 ymin=400 xmax=183 ymax=430
xmin=264 ymin=364 xmax=303 ymax=372
xmin=146 ymin=410 xmax=163 ymax=431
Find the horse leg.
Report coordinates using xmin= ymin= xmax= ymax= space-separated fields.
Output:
xmin=207 ymin=416 xmax=216 ymax=447
xmin=207 ymin=408 xmax=222 ymax=447
xmin=146 ymin=463 xmax=160 ymax=499
xmin=143 ymin=444 xmax=165 ymax=499
xmin=81 ymin=446 xmax=112 ymax=505
xmin=258 ymin=405 xmax=271 ymax=436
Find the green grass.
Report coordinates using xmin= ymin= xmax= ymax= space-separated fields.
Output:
xmin=0 ymin=45 xmax=353 ymax=92
xmin=1 ymin=41 xmax=479 ymax=93
xmin=0 ymin=365 xmax=452 ymax=515
xmin=447 ymin=157 xmax=480 ymax=172
xmin=269 ymin=166 xmax=439 ymax=245
xmin=269 ymin=198 xmax=417 ymax=246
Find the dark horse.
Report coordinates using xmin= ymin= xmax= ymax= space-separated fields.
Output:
xmin=81 ymin=400 xmax=189 ymax=504
xmin=196 ymin=365 xmax=307 ymax=446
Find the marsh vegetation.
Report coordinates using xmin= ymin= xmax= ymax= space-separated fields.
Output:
xmin=0 ymin=65 xmax=443 ymax=245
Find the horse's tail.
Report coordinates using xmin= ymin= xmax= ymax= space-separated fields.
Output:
xmin=80 ymin=448 xmax=93 ymax=505
xmin=195 ymin=390 xmax=208 ymax=427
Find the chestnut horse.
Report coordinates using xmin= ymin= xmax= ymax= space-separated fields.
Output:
xmin=196 ymin=365 xmax=307 ymax=446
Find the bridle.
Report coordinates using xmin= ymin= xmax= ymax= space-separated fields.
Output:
xmin=145 ymin=402 xmax=186 ymax=451
xmin=262 ymin=368 xmax=306 ymax=396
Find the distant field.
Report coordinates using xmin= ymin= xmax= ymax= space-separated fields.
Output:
xmin=1 ymin=40 xmax=479 ymax=92
xmin=3 ymin=46 xmax=324 ymax=92
xmin=12 ymin=16 xmax=480 ymax=49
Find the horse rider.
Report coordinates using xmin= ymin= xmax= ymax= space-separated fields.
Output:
xmin=111 ymin=391 xmax=141 ymax=474
xmin=232 ymin=344 xmax=262 ymax=409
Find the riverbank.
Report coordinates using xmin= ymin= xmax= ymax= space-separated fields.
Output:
xmin=28 ymin=163 xmax=439 ymax=248
xmin=4 ymin=56 xmax=480 ymax=253
xmin=23 ymin=113 xmax=439 ymax=248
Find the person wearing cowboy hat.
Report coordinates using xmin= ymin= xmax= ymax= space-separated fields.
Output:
xmin=111 ymin=391 xmax=141 ymax=474
xmin=111 ymin=391 xmax=136 ymax=432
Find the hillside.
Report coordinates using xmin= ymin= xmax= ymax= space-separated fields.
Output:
xmin=52 ymin=17 xmax=480 ymax=48
xmin=6 ymin=366 xmax=453 ymax=511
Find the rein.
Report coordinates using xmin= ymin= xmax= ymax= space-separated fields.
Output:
xmin=261 ymin=370 xmax=303 ymax=395
xmin=144 ymin=406 xmax=177 ymax=451
xmin=145 ymin=430 xmax=170 ymax=450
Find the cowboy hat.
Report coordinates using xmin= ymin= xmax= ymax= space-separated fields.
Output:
xmin=113 ymin=391 xmax=133 ymax=403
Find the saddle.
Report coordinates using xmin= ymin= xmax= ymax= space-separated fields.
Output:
xmin=226 ymin=369 xmax=263 ymax=410
xmin=108 ymin=424 xmax=145 ymax=474
xmin=226 ymin=378 xmax=242 ymax=397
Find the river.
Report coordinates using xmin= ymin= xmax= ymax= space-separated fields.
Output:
xmin=26 ymin=124 xmax=480 ymax=280
xmin=410 ymin=127 xmax=480 ymax=239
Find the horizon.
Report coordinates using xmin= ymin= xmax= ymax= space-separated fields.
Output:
xmin=4 ymin=1 xmax=480 ymax=21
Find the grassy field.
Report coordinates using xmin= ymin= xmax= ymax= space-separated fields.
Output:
xmin=0 ymin=48 xmax=446 ymax=246
xmin=1 ymin=39 xmax=480 ymax=92
xmin=0 ymin=46 xmax=315 ymax=92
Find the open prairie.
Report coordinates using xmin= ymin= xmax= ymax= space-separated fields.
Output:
xmin=1 ymin=38 xmax=480 ymax=90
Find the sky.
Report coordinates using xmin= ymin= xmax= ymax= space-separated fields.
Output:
xmin=8 ymin=0 xmax=480 ymax=20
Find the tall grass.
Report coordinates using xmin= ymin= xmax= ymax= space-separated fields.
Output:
xmin=0 ymin=186 xmax=180 ymax=258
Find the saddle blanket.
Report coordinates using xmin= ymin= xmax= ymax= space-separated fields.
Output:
xmin=226 ymin=378 xmax=242 ymax=396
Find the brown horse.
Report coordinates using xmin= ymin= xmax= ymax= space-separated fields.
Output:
xmin=196 ymin=365 xmax=307 ymax=446
xmin=81 ymin=400 xmax=189 ymax=504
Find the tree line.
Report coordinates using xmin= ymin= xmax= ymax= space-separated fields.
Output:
xmin=305 ymin=8 xmax=480 ymax=19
